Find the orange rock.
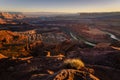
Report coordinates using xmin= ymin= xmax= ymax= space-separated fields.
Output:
xmin=46 ymin=69 xmax=99 ymax=80
xmin=95 ymin=43 xmax=111 ymax=48
xmin=47 ymin=70 xmax=54 ymax=75
xmin=0 ymin=53 xmax=7 ymax=59
xmin=0 ymin=18 xmax=6 ymax=24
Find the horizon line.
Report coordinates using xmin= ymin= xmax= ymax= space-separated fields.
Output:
xmin=0 ymin=11 xmax=120 ymax=14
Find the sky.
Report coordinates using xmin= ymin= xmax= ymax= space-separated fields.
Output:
xmin=0 ymin=0 xmax=120 ymax=13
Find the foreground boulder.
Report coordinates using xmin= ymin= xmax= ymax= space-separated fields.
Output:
xmin=30 ymin=69 xmax=99 ymax=80
xmin=46 ymin=69 xmax=99 ymax=80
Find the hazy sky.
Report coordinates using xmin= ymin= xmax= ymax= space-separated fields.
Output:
xmin=0 ymin=0 xmax=120 ymax=13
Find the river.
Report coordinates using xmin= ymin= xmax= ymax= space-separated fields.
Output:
xmin=70 ymin=32 xmax=96 ymax=46
xmin=105 ymin=32 xmax=120 ymax=41
xmin=70 ymin=31 xmax=120 ymax=47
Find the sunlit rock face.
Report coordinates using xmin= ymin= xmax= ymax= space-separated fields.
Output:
xmin=0 ymin=12 xmax=25 ymax=25
xmin=0 ymin=12 xmax=25 ymax=19
xmin=45 ymin=69 xmax=99 ymax=80
xmin=0 ymin=18 xmax=6 ymax=24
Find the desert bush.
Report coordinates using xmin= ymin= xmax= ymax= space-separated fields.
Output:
xmin=63 ymin=59 xmax=85 ymax=70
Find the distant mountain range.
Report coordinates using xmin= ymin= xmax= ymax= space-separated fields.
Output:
xmin=79 ymin=12 xmax=120 ymax=18
xmin=0 ymin=11 xmax=120 ymax=18
xmin=0 ymin=11 xmax=120 ymax=19
xmin=21 ymin=12 xmax=120 ymax=18
xmin=22 ymin=12 xmax=78 ymax=17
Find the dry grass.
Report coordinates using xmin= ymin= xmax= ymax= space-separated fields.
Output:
xmin=63 ymin=59 xmax=85 ymax=70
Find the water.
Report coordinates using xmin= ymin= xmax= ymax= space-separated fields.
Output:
xmin=106 ymin=32 xmax=120 ymax=41
xmin=70 ymin=32 xmax=78 ymax=40
xmin=70 ymin=31 xmax=120 ymax=47
xmin=70 ymin=32 xmax=96 ymax=46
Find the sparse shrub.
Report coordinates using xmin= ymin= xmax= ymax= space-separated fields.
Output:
xmin=63 ymin=59 xmax=85 ymax=70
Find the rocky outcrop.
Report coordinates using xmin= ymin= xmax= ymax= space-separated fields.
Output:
xmin=36 ymin=69 xmax=99 ymax=80
xmin=0 ymin=54 xmax=119 ymax=80
xmin=80 ymin=28 xmax=111 ymax=43
xmin=95 ymin=43 xmax=111 ymax=49
xmin=0 ymin=30 xmax=28 ymax=57
xmin=0 ymin=12 xmax=25 ymax=24
xmin=0 ymin=12 xmax=13 ymax=19
xmin=0 ymin=30 xmax=27 ymax=43
xmin=0 ymin=12 xmax=25 ymax=19
xmin=0 ymin=54 xmax=7 ymax=59
xmin=0 ymin=18 xmax=6 ymax=24
xmin=89 ymin=65 xmax=120 ymax=80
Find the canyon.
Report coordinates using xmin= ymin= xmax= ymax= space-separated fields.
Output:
xmin=0 ymin=12 xmax=120 ymax=80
